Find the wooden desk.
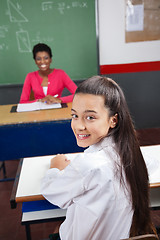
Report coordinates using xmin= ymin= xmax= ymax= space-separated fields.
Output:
xmin=0 ymin=103 xmax=83 ymax=161
xmin=0 ymin=103 xmax=72 ymax=125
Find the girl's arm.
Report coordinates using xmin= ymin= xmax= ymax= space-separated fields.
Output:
xmin=41 ymin=154 xmax=85 ymax=209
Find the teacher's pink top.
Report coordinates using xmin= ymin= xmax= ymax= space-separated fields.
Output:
xmin=20 ymin=69 xmax=77 ymax=103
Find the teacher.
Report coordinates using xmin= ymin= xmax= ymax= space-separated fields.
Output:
xmin=19 ymin=43 xmax=77 ymax=104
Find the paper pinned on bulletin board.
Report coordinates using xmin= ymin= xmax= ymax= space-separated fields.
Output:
xmin=126 ymin=3 xmax=144 ymax=32
xmin=125 ymin=0 xmax=160 ymax=42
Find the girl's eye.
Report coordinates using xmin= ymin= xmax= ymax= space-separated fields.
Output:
xmin=71 ymin=114 xmax=78 ymax=119
xmin=44 ymin=56 xmax=49 ymax=60
xmin=86 ymin=116 xmax=95 ymax=120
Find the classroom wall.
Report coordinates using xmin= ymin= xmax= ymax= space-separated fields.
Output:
xmin=97 ymin=0 xmax=160 ymax=129
xmin=106 ymin=71 xmax=160 ymax=130
xmin=98 ymin=0 xmax=160 ymax=66
xmin=0 ymin=0 xmax=160 ymax=130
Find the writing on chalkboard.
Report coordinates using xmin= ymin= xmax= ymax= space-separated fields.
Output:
xmin=41 ymin=1 xmax=88 ymax=14
xmin=0 ymin=0 xmax=89 ymax=53
xmin=0 ymin=25 xmax=9 ymax=50
xmin=42 ymin=2 xmax=53 ymax=11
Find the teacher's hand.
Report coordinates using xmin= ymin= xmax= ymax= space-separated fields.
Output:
xmin=41 ymin=95 xmax=62 ymax=104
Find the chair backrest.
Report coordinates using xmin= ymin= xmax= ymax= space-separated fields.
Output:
xmin=121 ymin=234 xmax=159 ymax=240
xmin=29 ymin=89 xmax=35 ymax=101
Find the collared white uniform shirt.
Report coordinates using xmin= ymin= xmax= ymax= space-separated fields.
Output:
xmin=41 ymin=137 xmax=133 ymax=240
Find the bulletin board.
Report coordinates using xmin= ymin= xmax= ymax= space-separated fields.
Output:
xmin=98 ymin=0 xmax=160 ymax=74
xmin=125 ymin=0 xmax=160 ymax=43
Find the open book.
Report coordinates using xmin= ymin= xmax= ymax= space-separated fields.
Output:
xmin=17 ymin=101 xmax=62 ymax=112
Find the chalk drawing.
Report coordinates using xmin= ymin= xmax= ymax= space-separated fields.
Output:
xmin=0 ymin=43 xmax=5 ymax=50
xmin=57 ymin=2 xmax=65 ymax=14
xmin=16 ymin=3 xmax=22 ymax=11
xmin=32 ymin=31 xmax=54 ymax=44
xmin=0 ymin=43 xmax=9 ymax=51
xmin=7 ymin=0 xmax=28 ymax=22
xmin=0 ymin=26 xmax=9 ymax=38
xmin=32 ymin=31 xmax=41 ymax=44
xmin=17 ymin=22 xmax=24 ymax=31
xmin=16 ymin=30 xmax=31 ymax=52
xmin=42 ymin=2 xmax=53 ymax=11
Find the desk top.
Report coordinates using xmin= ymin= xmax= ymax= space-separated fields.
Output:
xmin=15 ymin=145 xmax=160 ymax=203
xmin=0 ymin=103 xmax=72 ymax=126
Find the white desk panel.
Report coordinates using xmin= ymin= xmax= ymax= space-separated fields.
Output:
xmin=16 ymin=153 xmax=83 ymax=200
xmin=22 ymin=208 xmax=66 ymax=223
xmin=16 ymin=146 xmax=160 ymax=201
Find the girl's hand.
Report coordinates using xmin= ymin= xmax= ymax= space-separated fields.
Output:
xmin=41 ymin=95 xmax=62 ymax=104
xmin=50 ymin=154 xmax=70 ymax=170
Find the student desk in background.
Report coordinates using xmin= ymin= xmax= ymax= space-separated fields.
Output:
xmin=10 ymin=146 xmax=160 ymax=240
xmin=0 ymin=102 xmax=83 ymax=162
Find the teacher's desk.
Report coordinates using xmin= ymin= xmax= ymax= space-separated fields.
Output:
xmin=0 ymin=103 xmax=83 ymax=162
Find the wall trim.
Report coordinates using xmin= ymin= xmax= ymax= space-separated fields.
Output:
xmin=100 ymin=61 xmax=160 ymax=74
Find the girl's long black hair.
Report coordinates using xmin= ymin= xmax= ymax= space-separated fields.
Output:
xmin=75 ymin=76 xmax=156 ymax=236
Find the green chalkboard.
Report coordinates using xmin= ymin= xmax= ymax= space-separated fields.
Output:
xmin=0 ymin=0 xmax=98 ymax=85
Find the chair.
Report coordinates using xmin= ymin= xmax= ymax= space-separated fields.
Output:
xmin=29 ymin=89 xmax=35 ymax=101
xmin=121 ymin=234 xmax=159 ymax=240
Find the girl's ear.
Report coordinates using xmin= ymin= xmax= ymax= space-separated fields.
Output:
xmin=110 ymin=113 xmax=118 ymax=128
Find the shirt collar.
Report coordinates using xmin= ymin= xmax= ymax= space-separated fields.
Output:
xmin=84 ymin=136 xmax=115 ymax=153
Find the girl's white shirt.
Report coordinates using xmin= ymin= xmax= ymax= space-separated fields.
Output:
xmin=41 ymin=137 xmax=133 ymax=240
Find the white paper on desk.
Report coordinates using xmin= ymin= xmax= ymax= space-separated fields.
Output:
xmin=16 ymin=146 xmax=160 ymax=199
xmin=16 ymin=153 xmax=83 ymax=198
xmin=16 ymin=102 xmax=61 ymax=112
xmin=140 ymin=145 xmax=160 ymax=184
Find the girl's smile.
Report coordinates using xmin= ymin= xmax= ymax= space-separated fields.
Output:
xmin=77 ymin=133 xmax=90 ymax=141
xmin=77 ymin=134 xmax=90 ymax=138
xmin=71 ymin=93 xmax=116 ymax=148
